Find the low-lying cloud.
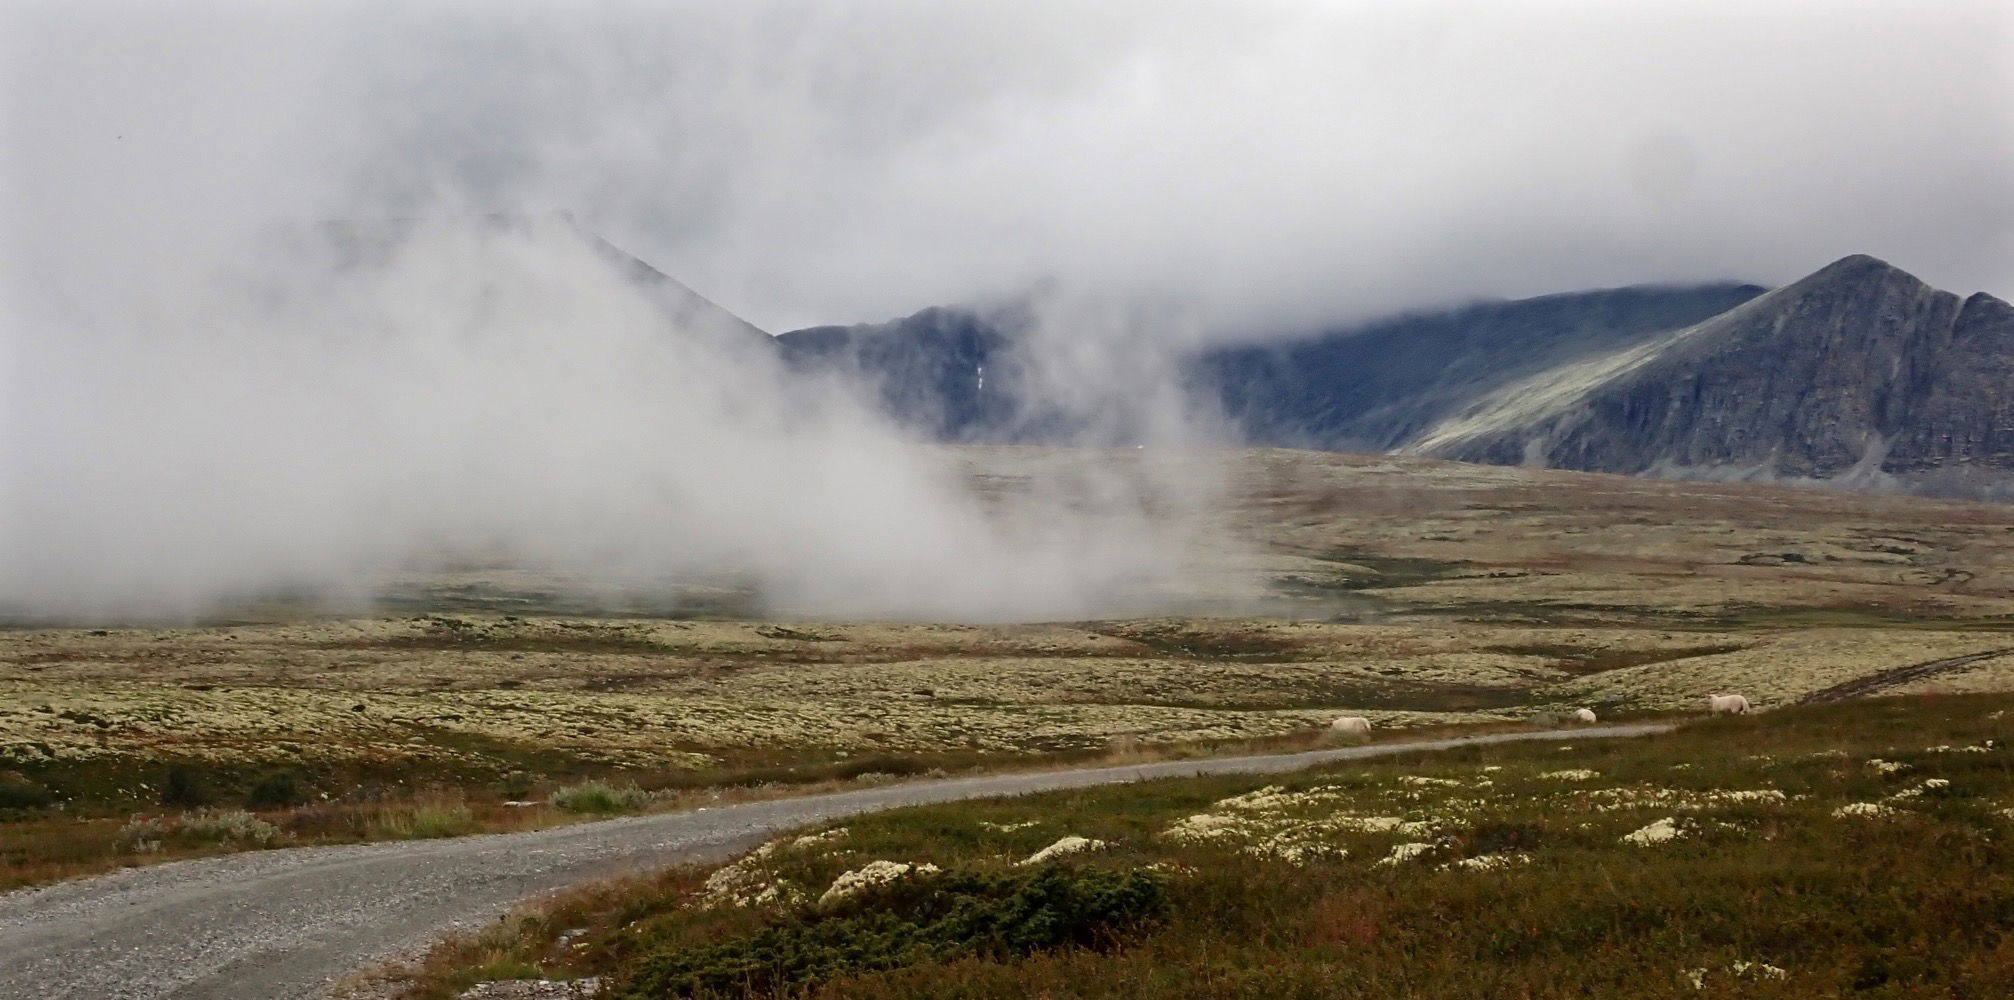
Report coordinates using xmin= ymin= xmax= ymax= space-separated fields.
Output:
xmin=2 ymin=1 xmax=2009 ymax=620
xmin=1 ymin=215 xmax=1234 ymax=621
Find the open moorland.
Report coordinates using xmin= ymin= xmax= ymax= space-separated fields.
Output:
xmin=8 ymin=447 xmax=2014 ymax=889
xmin=396 ymin=694 xmax=2014 ymax=1000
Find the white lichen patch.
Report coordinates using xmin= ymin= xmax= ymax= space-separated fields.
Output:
xmin=1446 ymin=852 xmax=1531 ymax=872
xmin=1163 ymin=813 xmax=1243 ymax=844
xmin=818 ymin=860 xmax=940 ymax=904
xmin=1621 ymin=817 xmax=1682 ymax=846
xmin=697 ymin=841 xmax=796 ymax=909
xmin=1375 ymin=842 xmax=1435 ymax=866
xmin=790 ymin=827 xmax=849 ymax=850
xmin=1702 ymin=789 xmax=1788 ymax=805
xmin=1577 ymin=786 xmax=1791 ymax=814
xmin=1927 ymin=741 xmax=1995 ymax=753
xmin=1832 ymin=802 xmax=1897 ymax=819
xmin=1017 ymin=835 xmax=1108 ymax=866
xmin=1866 ymin=758 xmax=1907 ymax=774
xmin=1241 ymin=833 xmax=1346 ymax=867
xmin=1158 ymin=779 xmax=1446 ymax=864
xmin=1887 ymin=778 xmax=1951 ymax=801
xmin=1730 ymin=960 xmax=1789 ymax=980
xmin=1539 ymin=769 xmax=1601 ymax=781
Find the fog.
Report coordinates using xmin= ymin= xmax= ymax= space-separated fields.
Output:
xmin=2 ymin=2 xmax=2010 ymax=621
xmin=0 ymin=212 xmax=1236 ymax=621
xmin=213 ymin=0 xmax=2011 ymax=333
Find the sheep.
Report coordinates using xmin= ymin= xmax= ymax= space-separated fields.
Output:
xmin=1329 ymin=716 xmax=1372 ymax=737
xmin=1572 ymin=708 xmax=1598 ymax=724
xmin=1708 ymin=694 xmax=1751 ymax=715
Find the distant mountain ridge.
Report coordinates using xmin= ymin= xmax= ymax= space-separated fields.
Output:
xmin=297 ymin=212 xmax=773 ymax=350
xmin=1403 ymin=255 xmax=2014 ymax=498
xmin=346 ymin=220 xmax=2009 ymax=500
xmin=777 ymin=306 xmax=1023 ymax=441
xmin=1198 ymin=283 xmax=1767 ymax=452
xmin=775 ymin=257 xmax=2014 ymax=500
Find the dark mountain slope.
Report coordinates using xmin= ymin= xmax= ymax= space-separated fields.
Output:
xmin=776 ymin=306 xmax=1023 ymax=441
xmin=774 ymin=256 xmax=2013 ymax=499
xmin=1199 ymin=283 xmax=1767 ymax=450
xmin=1409 ymin=255 xmax=2014 ymax=497
xmin=775 ymin=284 xmax=1764 ymax=447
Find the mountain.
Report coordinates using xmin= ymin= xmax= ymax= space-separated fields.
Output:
xmin=779 ymin=256 xmax=2014 ymax=500
xmin=775 ymin=284 xmax=1768 ymax=447
xmin=775 ymin=306 xmax=1023 ymax=440
xmin=299 ymin=212 xmax=770 ymax=349
xmin=1404 ymin=255 xmax=2014 ymax=498
xmin=1198 ymin=284 xmax=1767 ymax=451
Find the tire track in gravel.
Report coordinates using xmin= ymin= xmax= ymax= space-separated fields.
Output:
xmin=0 ymin=723 xmax=1671 ymax=1000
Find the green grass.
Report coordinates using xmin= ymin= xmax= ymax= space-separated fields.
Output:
xmin=370 ymin=799 xmax=480 ymax=839
xmin=399 ymin=693 xmax=2014 ymax=999
xmin=622 ymin=867 xmax=1165 ymax=999
xmin=550 ymin=779 xmax=654 ymax=814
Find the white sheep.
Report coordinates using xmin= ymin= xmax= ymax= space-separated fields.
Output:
xmin=1708 ymin=694 xmax=1751 ymax=715
xmin=1329 ymin=716 xmax=1372 ymax=737
xmin=1572 ymin=708 xmax=1598 ymax=723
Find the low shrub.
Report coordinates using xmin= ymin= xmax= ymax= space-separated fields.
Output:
xmin=115 ymin=816 xmax=166 ymax=853
xmin=176 ymin=809 xmax=282 ymax=846
xmin=159 ymin=765 xmax=209 ymax=808
xmin=245 ymin=769 xmax=304 ymax=810
xmin=550 ymin=780 xmax=653 ymax=815
xmin=616 ymin=865 xmax=1168 ymax=998
xmin=372 ymin=799 xmax=478 ymax=839
xmin=115 ymin=809 xmax=280 ymax=852
xmin=831 ymin=754 xmax=934 ymax=780
xmin=0 ymin=775 xmax=54 ymax=810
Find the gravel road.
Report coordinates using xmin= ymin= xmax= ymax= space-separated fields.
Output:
xmin=0 ymin=723 xmax=1670 ymax=999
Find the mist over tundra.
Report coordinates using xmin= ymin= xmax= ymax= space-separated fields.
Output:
xmin=0 ymin=214 xmax=1231 ymax=621
xmin=2 ymin=2 xmax=2010 ymax=620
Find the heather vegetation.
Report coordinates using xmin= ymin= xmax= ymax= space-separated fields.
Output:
xmin=403 ymin=693 xmax=2014 ymax=999
xmin=9 ymin=450 xmax=2014 ymax=895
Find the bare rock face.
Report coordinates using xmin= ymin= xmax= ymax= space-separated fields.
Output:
xmin=1409 ymin=255 xmax=2014 ymax=499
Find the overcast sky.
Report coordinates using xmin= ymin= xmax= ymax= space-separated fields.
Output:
xmin=2 ymin=1 xmax=2011 ymax=621
xmin=5 ymin=0 xmax=2011 ymax=335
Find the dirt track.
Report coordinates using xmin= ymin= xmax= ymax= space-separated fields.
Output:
xmin=0 ymin=724 xmax=1669 ymax=1000
xmin=1797 ymin=647 xmax=2014 ymax=704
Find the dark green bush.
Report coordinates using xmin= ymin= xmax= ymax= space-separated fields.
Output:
xmin=0 ymin=775 xmax=54 ymax=810
xmin=245 ymin=769 xmax=303 ymax=809
xmin=616 ymin=866 xmax=1167 ymax=998
xmin=160 ymin=765 xmax=209 ymax=808
xmin=832 ymin=754 xmax=933 ymax=780
xmin=1459 ymin=820 xmax=1546 ymax=856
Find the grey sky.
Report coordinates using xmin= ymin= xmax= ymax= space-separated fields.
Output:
xmin=1 ymin=1 xmax=2010 ymax=621
xmin=7 ymin=1 xmax=2011 ymax=334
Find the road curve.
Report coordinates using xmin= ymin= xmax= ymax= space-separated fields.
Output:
xmin=0 ymin=723 xmax=1670 ymax=1000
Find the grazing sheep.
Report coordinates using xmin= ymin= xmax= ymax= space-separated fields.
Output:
xmin=1572 ymin=708 xmax=1598 ymax=724
xmin=1330 ymin=716 xmax=1372 ymax=736
xmin=1708 ymin=694 xmax=1751 ymax=715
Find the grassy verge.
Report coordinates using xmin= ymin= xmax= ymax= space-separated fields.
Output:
xmin=393 ymin=693 xmax=2014 ymax=999
xmin=5 ymin=718 xmax=1610 ymax=892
